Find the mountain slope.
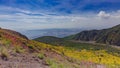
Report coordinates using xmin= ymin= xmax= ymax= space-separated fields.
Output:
xmin=0 ymin=28 xmax=78 ymax=68
xmin=65 ymin=24 xmax=120 ymax=46
xmin=1 ymin=28 xmax=120 ymax=68
xmin=34 ymin=36 xmax=64 ymax=45
xmin=34 ymin=36 xmax=120 ymax=67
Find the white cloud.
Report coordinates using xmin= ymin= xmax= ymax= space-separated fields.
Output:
xmin=0 ymin=7 xmax=120 ymax=31
xmin=97 ymin=11 xmax=110 ymax=19
xmin=0 ymin=6 xmax=30 ymax=14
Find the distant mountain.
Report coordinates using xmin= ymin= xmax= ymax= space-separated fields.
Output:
xmin=64 ymin=24 xmax=120 ymax=46
xmin=34 ymin=36 xmax=64 ymax=45
xmin=20 ymin=29 xmax=82 ymax=39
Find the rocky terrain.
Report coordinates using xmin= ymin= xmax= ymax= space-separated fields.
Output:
xmin=65 ymin=24 xmax=120 ymax=46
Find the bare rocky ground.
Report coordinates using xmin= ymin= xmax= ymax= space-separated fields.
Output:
xmin=0 ymin=53 xmax=49 ymax=68
xmin=0 ymin=51 xmax=116 ymax=68
xmin=0 ymin=45 xmax=117 ymax=68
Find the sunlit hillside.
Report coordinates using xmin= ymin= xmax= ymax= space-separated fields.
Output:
xmin=0 ymin=27 xmax=120 ymax=68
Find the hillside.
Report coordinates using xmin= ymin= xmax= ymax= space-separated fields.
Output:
xmin=34 ymin=36 xmax=120 ymax=67
xmin=35 ymin=36 xmax=63 ymax=43
xmin=34 ymin=36 xmax=64 ymax=45
xmin=0 ymin=28 xmax=120 ymax=68
xmin=0 ymin=28 xmax=80 ymax=68
xmin=64 ymin=24 xmax=120 ymax=46
xmin=34 ymin=36 xmax=120 ymax=54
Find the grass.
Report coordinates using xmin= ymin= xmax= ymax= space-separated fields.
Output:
xmin=39 ymin=39 xmax=120 ymax=57
xmin=14 ymin=45 xmax=25 ymax=53
xmin=0 ymin=46 xmax=9 ymax=60
xmin=37 ymin=53 xmax=45 ymax=59
xmin=27 ymin=44 xmax=35 ymax=49
xmin=26 ymin=40 xmax=120 ymax=66
xmin=40 ymin=43 xmax=120 ymax=65
xmin=0 ymin=38 xmax=11 ymax=47
xmin=45 ymin=58 xmax=69 ymax=68
xmin=45 ymin=58 xmax=54 ymax=66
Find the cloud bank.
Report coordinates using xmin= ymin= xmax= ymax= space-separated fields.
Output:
xmin=0 ymin=6 xmax=120 ymax=31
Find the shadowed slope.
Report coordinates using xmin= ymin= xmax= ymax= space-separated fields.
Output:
xmin=64 ymin=24 xmax=120 ymax=46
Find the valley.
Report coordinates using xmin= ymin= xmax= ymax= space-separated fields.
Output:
xmin=0 ymin=25 xmax=120 ymax=68
xmin=20 ymin=29 xmax=82 ymax=39
xmin=0 ymin=0 xmax=120 ymax=68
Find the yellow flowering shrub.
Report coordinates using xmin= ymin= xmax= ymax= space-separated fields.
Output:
xmin=30 ymin=41 xmax=120 ymax=65
xmin=49 ymin=46 xmax=120 ymax=65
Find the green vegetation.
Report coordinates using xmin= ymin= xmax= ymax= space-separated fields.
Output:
xmin=0 ymin=46 xmax=9 ymax=60
xmin=45 ymin=58 xmax=70 ymax=68
xmin=34 ymin=36 xmax=120 ymax=56
xmin=37 ymin=53 xmax=45 ymax=59
xmin=27 ymin=44 xmax=35 ymax=49
xmin=34 ymin=36 xmax=64 ymax=45
xmin=14 ymin=45 xmax=25 ymax=53
xmin=0 ymin=27 xmax=120 ymax=68
xmin=34 ymin=35 xmax=120 ymax=66
xmin=45 ymin=58 xmax=54 ymax=66
xmin=64 ymin=24 xmax=120 ymax=46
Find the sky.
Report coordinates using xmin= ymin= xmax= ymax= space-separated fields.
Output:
xmin=0 ymin=0 xmax=120 ymax=30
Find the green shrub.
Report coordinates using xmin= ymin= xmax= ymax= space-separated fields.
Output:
xmin=45 ymin=58 xmax=54 ymax=66
xmin=37 ymin=53 xmax=45 ymax=59
xmin=45 ymin=59 xmax=68 ymax=68
xmin=27 ymin=45 xmax=35 ymax=49
xmin=2 ymin=39 xmax=11 ymax=47
xmin=0 ymin=47 xmax=9 ymax=60
xmin=14 ymin=45 xmax=25 ymax=53
xmin=5 ymin=40 xmax=11 ymax=45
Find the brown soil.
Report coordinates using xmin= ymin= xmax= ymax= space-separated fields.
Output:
xmin=0 ymin=53 xmax=49 ymax=68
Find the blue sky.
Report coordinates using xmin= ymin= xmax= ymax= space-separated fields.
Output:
xmin=1 ymin=0 xmax=120 ymax=14
xmin=0 ymin=0 xmax=120 ymax=30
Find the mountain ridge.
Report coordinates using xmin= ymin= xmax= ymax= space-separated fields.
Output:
xmin=64 ymin=24 xmax=120 ymax=46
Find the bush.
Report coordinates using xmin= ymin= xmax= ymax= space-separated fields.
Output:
xmin=0 ymin=47 xmax=9 ymax=60
xmin=37 ymin=53 xmax=45 ymax=59
xmin=45 ymin=58 xmax=54 ymax=66
xmin=14 ymin=45 xmax=25 ymax=53
xmin=45 ymin=58 xmax=68 ymax=68
xmin=27 ymin=45 xmax=35 ymax=49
